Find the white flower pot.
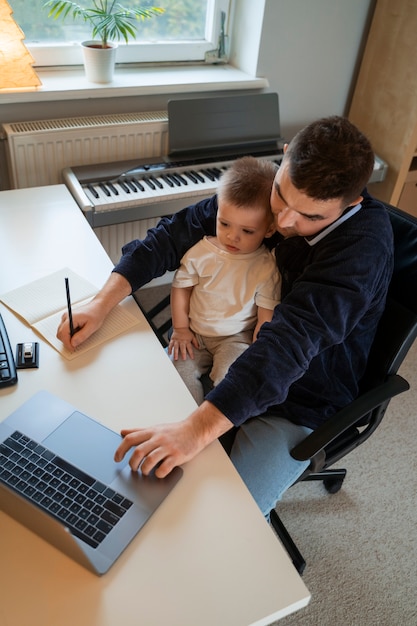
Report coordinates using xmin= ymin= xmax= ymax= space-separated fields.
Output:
xmin=81 ymin=41 xmax=118 ymax=84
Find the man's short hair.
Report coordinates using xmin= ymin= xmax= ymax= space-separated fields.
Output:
xmin=285 ymin=116 xmax=374 ymax=206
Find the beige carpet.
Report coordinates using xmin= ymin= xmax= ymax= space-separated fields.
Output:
xmin=276 ymin=339 xmax=417 ymax=625
xmin=136 ymin=285 xmax=417 ymax=625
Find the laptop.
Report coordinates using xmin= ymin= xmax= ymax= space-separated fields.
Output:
xmin=0 ymin=390 xmax=182 ymax=575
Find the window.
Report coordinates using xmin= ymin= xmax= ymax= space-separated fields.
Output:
xmin=9 ymin=0 xmax=233 ymax=66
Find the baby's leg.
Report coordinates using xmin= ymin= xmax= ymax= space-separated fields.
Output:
xmin=171 ymin=340 xmax=212 ymax=404
xmin=207 ymin=331 xmax=252 ymax=386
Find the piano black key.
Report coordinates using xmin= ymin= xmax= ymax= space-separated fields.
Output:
xmin=185 ymin=171 xmax=198 ymax=183
xmin=208 ymin=168 xmax=223 ymax=179
xmin=150 ymin=175 xmax=163 ymax=189
xmin=174 ymin=174 xmax=188 ymax=185
xmin=161 ymin=174 xmax=174 ymax=187
xmin=99 ymin=183 xmax=111 ymax=196
xmin=201 ymin=169 xmax=216 ymax=181
xmin=143 ymin=176 xmax=155 ymax=190
xmin=107 ymin=182 xmax=119 ymax=195
xmin=118 ymin=180 xmax=131 ymax=193
xmin=131 ymin=177 xmax=145 ymax=191
xmin=87 ymin=183 xmax=99 ymax=198
xmin=173 ymin=173 xmax=188 ymax=185
xmin=126 ymin=180 xmax=139 ymax=192
xmin=191 ymin=170 xmax=205 ymax=182
xmin=167 ymin=174 xmax=181 ymax=186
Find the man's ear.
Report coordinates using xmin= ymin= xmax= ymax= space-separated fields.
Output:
xmin=350 ymin=195 xmax=363 ymax=206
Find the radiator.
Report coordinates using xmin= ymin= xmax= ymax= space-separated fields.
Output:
xmin=94 ymin=218 xmax=167 ymax=266
xmin=1 ymin=111 xmax=169 ymax=263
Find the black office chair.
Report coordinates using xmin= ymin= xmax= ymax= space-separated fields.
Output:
xmin=270 ymin=203 xmax=417 ymax=574
xmin=134 ymin=287 xmax=172 ymax=348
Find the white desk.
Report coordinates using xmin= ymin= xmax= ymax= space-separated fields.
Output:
xmin=0 ymin=185 xmax=310 ymax=626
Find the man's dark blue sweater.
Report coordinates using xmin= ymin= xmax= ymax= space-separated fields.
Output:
xmin=114 ymin=189 xmax=394 ymax=430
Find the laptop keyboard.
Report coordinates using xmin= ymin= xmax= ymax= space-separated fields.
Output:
xmin=0 ymin=313 xmax=17 ymax=388
xmin=0 ymin=430 xmax=133 ymax=548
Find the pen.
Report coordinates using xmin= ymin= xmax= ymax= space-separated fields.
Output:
xmin=65 ymin=277 xmax=75 ymax=337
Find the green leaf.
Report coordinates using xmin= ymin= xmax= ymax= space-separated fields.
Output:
xmin=42 ymin=0 xmax=165 ymax=45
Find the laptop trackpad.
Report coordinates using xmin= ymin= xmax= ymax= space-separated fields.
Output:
xmin=43 ymin=411 xmax=130 ymax=485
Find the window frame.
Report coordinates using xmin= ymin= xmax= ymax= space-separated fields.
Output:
xmin=24 ymin=0 xmax=234 ymax=68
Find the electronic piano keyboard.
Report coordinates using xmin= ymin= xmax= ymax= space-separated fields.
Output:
xmin=62 ymin=93 xmax=387 ymax=228
xmin=62 ymin=151 xmax=285 ymax=228
xmin=63 ymin=151 xmax=387 ymax=229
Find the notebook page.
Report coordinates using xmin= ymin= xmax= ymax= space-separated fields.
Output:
xmin=0 ymin=267 xmax=142 ymax=359
xmin=0 ymin=268 xmax=97 ymax=325
xmin=34 ymin=298 xmax=141 ymax=360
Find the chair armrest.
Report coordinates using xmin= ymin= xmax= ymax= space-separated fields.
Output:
xmin=290 ymin=374 xmax=409 ymax=462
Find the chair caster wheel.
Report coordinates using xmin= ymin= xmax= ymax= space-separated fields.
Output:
xmin=323 ymin=478 xmax=344 ymax=494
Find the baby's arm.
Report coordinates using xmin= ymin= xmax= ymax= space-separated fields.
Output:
xmin=253 ymin=306 xmax=274 ymax=341
xmin=168 ymin=286 xmax=199 ymax=360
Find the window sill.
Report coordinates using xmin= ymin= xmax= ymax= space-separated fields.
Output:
xmin=0 ymin=64 xmax=268 ymax=104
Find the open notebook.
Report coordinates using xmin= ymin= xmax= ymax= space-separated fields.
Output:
xmin=0 ymin=268 xmax=141 ymax=360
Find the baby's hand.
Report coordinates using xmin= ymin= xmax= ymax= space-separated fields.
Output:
xmin=168 ymin=328 xmax=198 ymax=360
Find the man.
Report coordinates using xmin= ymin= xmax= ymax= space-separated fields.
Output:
xmin=57 ymin=116 xmax=394 ymax=518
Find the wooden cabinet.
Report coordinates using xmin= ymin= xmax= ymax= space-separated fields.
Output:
xmin=348 ymin=0 xmax=417 ymax=216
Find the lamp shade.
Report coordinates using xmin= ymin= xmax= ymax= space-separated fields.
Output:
xmin=0 ymin=0 xmax=41 ymax=89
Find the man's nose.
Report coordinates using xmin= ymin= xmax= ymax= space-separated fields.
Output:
xmin=276 ymin=207 xmax=296 ymax=228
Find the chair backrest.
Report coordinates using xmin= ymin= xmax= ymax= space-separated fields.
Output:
xmin=363 ymin=204 xmax=417 ymax=387
xmin=320 ymin=204 xmax=417 ymax=467
xmin=387 ymin=204 xmax=417 ymax=312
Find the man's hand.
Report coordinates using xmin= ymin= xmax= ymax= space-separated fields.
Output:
xmin=114 ymin=400 xmax=233 ymax=478
xmin=168 ymin=327 xmax=199 ymax=360
xmin=56 ymin=272 xmax=131 ymax=350
xmin=56 ymin=299 xmax=105 ymax=350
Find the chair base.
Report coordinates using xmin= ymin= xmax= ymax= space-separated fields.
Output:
xmin=303 ymin=468 xmax=347 ymax=494
xmin=270 ymin=508 xmax=306 ymax=575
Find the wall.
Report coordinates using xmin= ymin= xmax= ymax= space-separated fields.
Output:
xmin=252 ymin=0 xmax=375 ymax=139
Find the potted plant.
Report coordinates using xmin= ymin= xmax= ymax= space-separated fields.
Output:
xmin=43 ymin=1 xmax=165 ymax=83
